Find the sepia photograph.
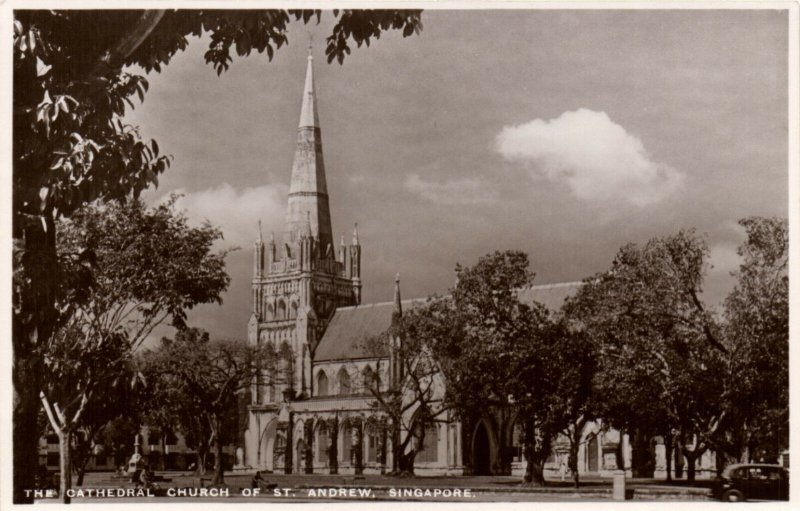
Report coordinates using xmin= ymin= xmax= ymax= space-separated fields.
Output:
xmin=6 ymin=3 xmax=796 ymax=507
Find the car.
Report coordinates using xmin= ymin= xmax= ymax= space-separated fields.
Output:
xmin=712 ymin=464 xmax=789 ymax=502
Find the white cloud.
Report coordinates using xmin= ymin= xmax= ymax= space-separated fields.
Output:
xmin=495 ymin=109 xmax=684 ymax=207
xmin=156 ymin=183 xmax=288 ymax=248
xmin=404 ymin=173 xmax=498 ymax=205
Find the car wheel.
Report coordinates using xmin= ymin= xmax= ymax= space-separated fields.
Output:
xmin=722 ymin=489 xmax=744 ymax=502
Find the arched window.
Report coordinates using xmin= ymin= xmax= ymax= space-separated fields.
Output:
xmin=317 ymin=371 xmax=329 ymax=397
xmin=266 ymin=303 xmax=274 ymax=321
xmin=337 ymin=367 xmax=351 ymax=395
xmin=361 ymin=366 xmax=378 ymax=393
xmin=290 ymin=301 xmax=298 ymax=320
xmin=276 ymin=300 xmax=286 ymax=320
xmin=317 ymin=423 xmax=329 ymax=465
xmin=416 ymin=423 xmax=439 ymax=463
xmin=280 ymin=343 xmax=293 ymax=392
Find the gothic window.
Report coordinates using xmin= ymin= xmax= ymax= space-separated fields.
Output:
xmin=416 ymin=423 xmax=439 ymax=463
xmin=275 ymin=431 xmax=286 ymax=453
xmin=277 ymin=300 xmax=287 ymax=320
xmin=361 ymin=365 xmax=378 ymax=393
xmin=317 ymin=371 xmax=329 ymax=397
xmin=290 ymin=301 xmax=298 ymax=320
xmin=317 ymin=423 xmax=329 ymax=465
xmin=266 ymin=303 xmax=274 ymax=321
xmin=337 ymin=367 xmax=351 ymax=395
xmin=280 ymin=343 xmax=293 ymax=391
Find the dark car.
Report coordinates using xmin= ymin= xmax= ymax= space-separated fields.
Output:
xmin=712 ymin=464 xmax=789 ymax=502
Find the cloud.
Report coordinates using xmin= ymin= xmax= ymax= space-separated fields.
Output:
xmin=404 ymin=173 xmax=498 ymax=205
xmin=156 ymin=183 xmax=288 ymax=248
xmin=495 ymin=109 xmax=684 ymax=206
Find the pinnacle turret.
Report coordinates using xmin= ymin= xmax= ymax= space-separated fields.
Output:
xmin=393 ymin=273 xmax=402 ymax=319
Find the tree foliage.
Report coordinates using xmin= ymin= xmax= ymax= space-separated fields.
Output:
xmin=721 ymin=217 xmax=788 ymax=463
xmin=142 ymin=328 xmax=278 ymax=485
xmin=12 ymin=9 xmax=421 ymax=501
xmin=37 ymin=198 xmax=230 ymax=501
xmin=565 ymin=230 xmax=727 ymax=483
xmin=406 ymin=251 xmax=568 ymax=484
xmin=362 ymin=309 xmax=450 ymax=476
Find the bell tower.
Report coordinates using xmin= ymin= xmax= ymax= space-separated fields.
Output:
xmin=249 ymin=49 xmax=362 ymax=404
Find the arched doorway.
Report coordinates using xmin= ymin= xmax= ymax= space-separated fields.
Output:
xmin=259 ymin=420 xmax=277 ymax=471
xmin=587 ymin=434 xmax=599 ymax=472
xmin=473 ymin=422 xmax=491 ymax=475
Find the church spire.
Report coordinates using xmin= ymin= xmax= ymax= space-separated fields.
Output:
xmin=298 ymin=47 xmax=319 ymax=129
xmin=284 ymin=48 xmax=333 ymax=250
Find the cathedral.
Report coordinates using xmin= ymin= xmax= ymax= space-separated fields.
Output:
xmin=241 ymin=53 xmax=720 ymax=480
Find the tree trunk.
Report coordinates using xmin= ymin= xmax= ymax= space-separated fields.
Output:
xmin=685 ymin=454 xmax=697 ymax=485
xmin=14 ymin=379 xmax=41 ymax=503
xmin=75 ymin=443 xmax=91 ymax=487
xmin=354 ymin=421 xmax=364 ymax=476
xmin=739 ymin=444 xmax=750 ymax=464
xmin=569 ymin=436 xmax=580 ymax=488
xmin=497 ymin=410 xmax=509 ymax=475
xmin=58 ymin=431 xmax=72 ymax=504
xmin=328 ymin=418 xmax=339 ymax=475
xmin=521 ymin=417 xmax=547 ymax=486
xmin=160 ymin=435 xmax=167 ymax=471
xmin=76 ymin=461 xmax=87 ymax=487
xmin=13 ymin=216 xmax=57 ymax=503
xmin=391 ymin=420 xmax=400 ymax=474
xmin=398 ymin=451 xmax=416 ymax=476
xmin=523 ymin=449 xmax=547 ymax=485
xmin=197 ymin=451 xmax=207 ymax=475
xmin=212 ymin=418 xmax=224 ymax=485
xmin=664 ymin=434 xmax=673 ymax=482
xmin=683 ymin=443 xmax=705 ymax=486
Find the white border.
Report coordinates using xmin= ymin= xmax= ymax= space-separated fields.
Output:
xmin=1 ymin=2 xmax=798 ymax=511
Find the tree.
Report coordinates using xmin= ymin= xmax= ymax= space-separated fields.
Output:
xmin=39 ymin=328 xmax=135 ymax=503
xmin=547 ymin=322 xmax=597 ymax=488
xmin=412 ymin=251 xmax=562 ymax=484
xmin=13 ymin=9 xmax=422 ymax=502
xmin=362 ymin=303 xmax=451 ymax=476
xmin=38 ymin=198 xmax=230 ymax=502
xmin=722 ymin=217 xmax=788 ymax=464
xmin=565 ymin=230 xmax=727 ymax=484
xmin=99 ymin=417 xmax=141 ymax=470
xmin=143 ymin=328 xmax=277 ymax=485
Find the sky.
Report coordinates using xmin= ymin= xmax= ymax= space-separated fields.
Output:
xmin=124 ymin=9 xmax=789 ymax=342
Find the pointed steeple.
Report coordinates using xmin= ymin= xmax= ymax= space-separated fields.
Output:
xmin=352 ymin=222 xmax=359 ymax=245
xmin=284 ymin=48 xmax=333 ymax=251
xmin=298 ymin=49 xmax=319 ymax=129
xmin=393 ymin=273 xmax=402 ymax=318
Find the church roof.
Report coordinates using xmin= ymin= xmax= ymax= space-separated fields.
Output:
xmin=516 ymin=281 xmax=584 ymax=310
xmin=313 ymin=281 xmax=584 ymax=364
xmin=314 ymin=298 xmax=423 ymax=362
